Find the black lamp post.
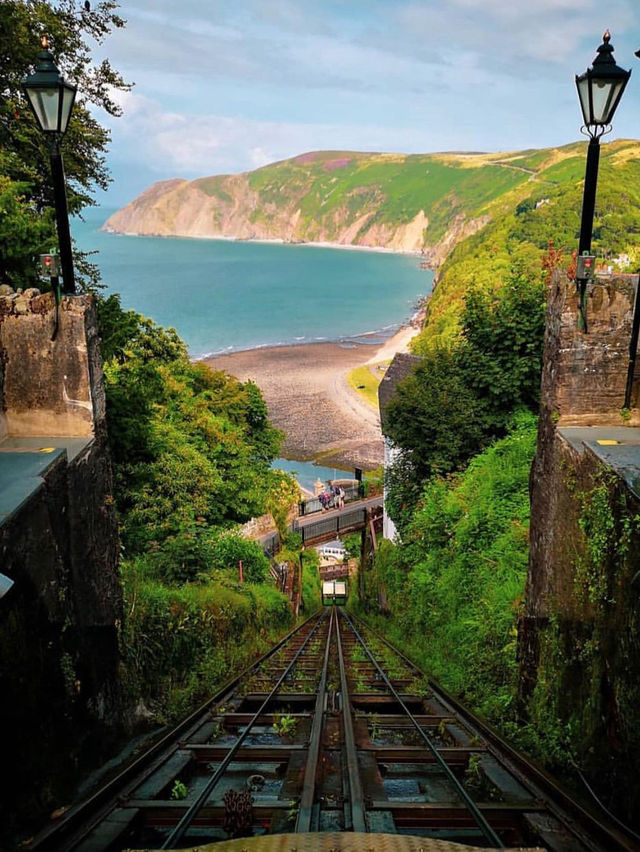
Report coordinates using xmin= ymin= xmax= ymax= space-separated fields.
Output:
xmin=575 ymin=31 xmax=631 ymax=330
xmin=22 ymin=36 xmax=77 ymax=294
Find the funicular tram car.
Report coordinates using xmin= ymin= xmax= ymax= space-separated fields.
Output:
xmin=322 ymin=579 xmax=348 ymax=606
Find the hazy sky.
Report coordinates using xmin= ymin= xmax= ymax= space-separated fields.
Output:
xmin=89 ymin=0 xmax=640 ymax=205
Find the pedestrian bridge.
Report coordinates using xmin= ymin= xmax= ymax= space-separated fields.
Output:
xmin=262 ymin=496 xmax=383 ymax=556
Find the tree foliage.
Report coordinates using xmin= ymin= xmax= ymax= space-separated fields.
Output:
xmin=0 ymin=0 xmax=130 ymax=286
xmin=0 ymin=157 xmax=56 ymax=283
xmin=385 ymin=271 xmax=545 ymax=525
xmin=98 ymin=296 xmax=289 ymax=580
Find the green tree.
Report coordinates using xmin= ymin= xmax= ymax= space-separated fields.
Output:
xmin=385 ymin=272 xmax=545 ymax=526
xmin=98 ymin=296 xmax=287 ymax=563
xmin=209 ymin=534 xmax=270 ymax=583
xmin=0 ymin=0 xmax=130 ymax=286
xmin=459 ymin=272 xmax=546 ymax=416
xmin=0 ymin=158 xmax=56 ymax=284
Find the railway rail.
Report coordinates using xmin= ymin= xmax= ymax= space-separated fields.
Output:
xmin=28 ymin=608 xmax=638 ymax=851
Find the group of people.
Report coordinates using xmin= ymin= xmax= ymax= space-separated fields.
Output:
xmin=319 ymin=484 xmax=346 ymax=511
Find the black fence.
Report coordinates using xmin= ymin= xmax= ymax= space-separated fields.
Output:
xmin=262 ymin=530 xmax=280 ymax=558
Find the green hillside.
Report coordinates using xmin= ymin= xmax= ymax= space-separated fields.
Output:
xmin=109 ymin=142 xmax=615 ymax=257
xmin=110 ymin=139 xmax=640 ymax=350
xmin=242 ymin=150 xmax=530 ymax=242
xmin=416 ymin=138 xmax=640 ymax=350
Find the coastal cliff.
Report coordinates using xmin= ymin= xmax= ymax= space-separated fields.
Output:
xmin=103 ymin=146 xmax=588 ymax=260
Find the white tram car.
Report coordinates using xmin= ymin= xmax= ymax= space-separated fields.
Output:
xmin=322 ymin=579 xmax=348 ymax=606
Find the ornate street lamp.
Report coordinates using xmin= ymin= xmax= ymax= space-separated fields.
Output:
xmin=575 ymin=31 xmax=631 ymax=330
xmin=22 ymin=36 xmax=77 ymax=294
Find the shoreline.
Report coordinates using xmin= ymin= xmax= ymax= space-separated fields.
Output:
xmin=196 ymin=323 xmax=413 ymax=361
xmin=101 ymin=225 xmax=433 ymax=261
xmin=195 ymin=300 xmax=428 ymax=362
xmin=204 ymin=317 xmax=422 ymax=470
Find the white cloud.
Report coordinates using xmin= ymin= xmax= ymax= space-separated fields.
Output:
xmin=96 ymin=0 xmax=640 ymax=195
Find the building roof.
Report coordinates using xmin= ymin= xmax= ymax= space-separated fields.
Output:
xmin=319 ymin=539 xmax=346 ymax=550
xmin=378 ymin=352 xmax=421 ymax=434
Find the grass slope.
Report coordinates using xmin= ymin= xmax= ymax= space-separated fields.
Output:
xmin=126 ymin=142 xmax=618 ymax=253
xmin=415 ymin=138 xmax=640 ymax=349
xmin=355 ymin=412 xmax=537 ymax=722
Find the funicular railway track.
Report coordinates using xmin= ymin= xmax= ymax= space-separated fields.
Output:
xmin=30 ymin=609 xmax=637 ymax=852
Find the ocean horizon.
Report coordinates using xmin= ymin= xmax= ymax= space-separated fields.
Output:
xmin=74 ymin=208 xmax=433 ymax=359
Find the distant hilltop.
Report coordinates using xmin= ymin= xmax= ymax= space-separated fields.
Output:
xmin=103 ymin=142 xmax=623 ymax=265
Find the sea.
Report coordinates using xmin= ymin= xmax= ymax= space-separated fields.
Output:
xmin=73 ymin=208 xmax=433 ymax=360
xmin=73 ymin=207 xmax=433 ymax=479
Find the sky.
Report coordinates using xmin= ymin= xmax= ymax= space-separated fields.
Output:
xmin=88 ymin=0 xmax=640 ymax=206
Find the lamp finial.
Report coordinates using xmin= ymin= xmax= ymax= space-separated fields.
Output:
xmin=603 ymin=29 xmax=611 ymax=44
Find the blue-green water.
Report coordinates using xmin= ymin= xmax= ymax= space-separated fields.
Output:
xmin=271 ymin=458 xmax=350 ymax=493
xmin=74 ymin=209 xmax=433 ymax=359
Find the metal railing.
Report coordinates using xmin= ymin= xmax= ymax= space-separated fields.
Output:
xmin=294 ymin=506 xmax=371 ymax=544
xmin=298 ymin=482 xmax=362 ymax=516
xmin=262 ymin=530 xmax=280 ymax=558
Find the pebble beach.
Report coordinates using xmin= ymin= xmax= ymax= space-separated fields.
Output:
xmin=204 ymin=322 xmax=421 ymax=470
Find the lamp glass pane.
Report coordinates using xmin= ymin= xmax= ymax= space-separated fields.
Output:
xmin=26 ymin=87 xmax=60 ymax=132
xmin=591 ymin=78 xmax=623 ymax=124
xmin=59 ymin=85 xmax=76 ymax=134
xmin=577 ymin=76 xmax=591 ymax=124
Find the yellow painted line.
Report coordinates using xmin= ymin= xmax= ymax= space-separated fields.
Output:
xmin=38 ymin=447 xmax=56 ymax=453
xmin=596 ymin=440 xmax=619 ymax=446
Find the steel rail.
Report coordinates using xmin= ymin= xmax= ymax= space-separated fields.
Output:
xmin=296 ymin=606 xmax=334 ymax=832
xmin=340 ymin=609 xmax=504 ymax=848
xmin=335 ymin=607 xmax=367 ymax=833
xmin=162 ymin=610 xmax=329 ymax=848
xmin=29 ymin=610 xmax=324 ymax=852
xmin=350 ymin=612 xmax=635 ymax=852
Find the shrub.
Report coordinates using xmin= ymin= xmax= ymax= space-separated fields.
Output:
xmin=209 ymin=534 xmax=270 ymax=583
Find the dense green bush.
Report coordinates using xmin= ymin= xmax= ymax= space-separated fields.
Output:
xmin=208 ymin=534 xmax=270 ymax=583
xmin=358 ymin=412 xmax=537 ymax=721
xmin=386 ymin=273 xmax=545 ymax=527
xmin=120 ymin=564 xmax=294 ymax=719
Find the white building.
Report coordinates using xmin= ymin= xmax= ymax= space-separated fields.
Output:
xmin=377 ymin=353 xmax=421 ymax=541
xmin=318 ymin=539 xmax=346 ymax=560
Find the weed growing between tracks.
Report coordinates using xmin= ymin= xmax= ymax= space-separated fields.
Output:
xmin=273 ymin=714 xmax=298 ymax=738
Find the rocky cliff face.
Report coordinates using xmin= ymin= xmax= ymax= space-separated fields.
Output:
xmin=105 ymin=174 xmax=438 ymax=253
xmin=103 ymin=148 xmax=547 ymax=261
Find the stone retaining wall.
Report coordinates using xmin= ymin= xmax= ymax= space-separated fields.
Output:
xmin=519 ymin=269 xmax=640 ymax=822
xmin=0 ymin=286 xmax=123 ymax=835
